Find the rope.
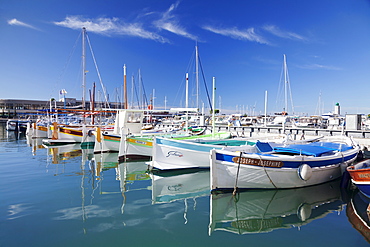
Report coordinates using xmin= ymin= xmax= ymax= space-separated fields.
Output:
xmin=233 ymin=152 xmax=243 ymax=196
xmin=86 ymin=34 xmax=110 ymax=109
xmin=258 ymin=154 xmax=278 ymax=189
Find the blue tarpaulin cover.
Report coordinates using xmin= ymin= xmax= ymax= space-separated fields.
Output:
xmin=273 ymin=142 xmax=352 ymax=157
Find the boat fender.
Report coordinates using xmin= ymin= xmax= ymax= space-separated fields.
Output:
xmin=297 ymin=203 xmax=311 ymax=222
xmin=298 ymin=164 xmax=312 ymax=181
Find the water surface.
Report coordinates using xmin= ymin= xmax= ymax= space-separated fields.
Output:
xmin=0 ymin=124 xmax=368 ymax=247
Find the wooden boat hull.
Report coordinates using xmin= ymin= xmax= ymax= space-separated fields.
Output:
xmin=119 ymin=136 xmax=153 ymax=162
xmin=347 ymin=160 xmax=370 ymax=198
xmin=211 ymin=141 xmax=359 ymax=190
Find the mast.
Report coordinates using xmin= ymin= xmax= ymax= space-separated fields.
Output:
xmin=195 ymin=42 xmax=199 ymax=110
xmin=185 ymin=73 xmax=189 ymax=131
xmin=138 ymin=69 xmax=142 ymax=109
xmin=82 ymin=27 xmax=86 ymax=111
xmin=283 ymin=54 xmax=288 ymax=114
xmin=123 ymin=64 xmax=127 ymax=109
xmin=212 ymin=77 xmax=216 ymax=137
xmin=91 ymin=82 xmax=95 ymax=124
xmin=264 ymin=90 xmax=268 ymax=126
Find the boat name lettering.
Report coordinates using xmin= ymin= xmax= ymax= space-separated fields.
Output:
xmin=135 ymin=140 xmax=147 ymax=145
xmin=359 ymin=173 xmax=370 ymax=178
xmin=232 ymin=157 xmax=283 ymax=168
xmin=166 ymin=151 xmax=183 ymax=158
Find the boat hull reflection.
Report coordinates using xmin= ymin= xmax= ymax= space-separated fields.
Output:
xmin=151 ymin=169 xmax=210 ymax=204
xmin=209 ymin=179 xmax=344 ymax=235
xmin=346 ymin=190 xmax=370 ymax=243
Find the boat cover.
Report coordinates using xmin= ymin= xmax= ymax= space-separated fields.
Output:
xmin=273 ymin=142 xmax=353 ymax=157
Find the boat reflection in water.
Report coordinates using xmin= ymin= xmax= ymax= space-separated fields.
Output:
xmin=26 ymin=135 xmax=45 ymax=155
xmin=346 ymin=190 xmax=370 ymax=243
xmin=209 ymin=179 xmax=344 ymax=235
xmin=151 ymin=169 xmax=210 ymax=224
xmin=115 ymin=161 xmax=151 ymax=215
xmin=151 ymin=169 xmax=210 ymax=204
xmin=117 ymin=161 xmax=151 ymax=192
xmin=93 ymin=152 xmax=119 ymax=179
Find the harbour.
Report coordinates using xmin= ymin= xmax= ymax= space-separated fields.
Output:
xmin=1 ymin=123 xmax=369 ymax=246
xmin=2 ymin=1 xmax=370 ymax=245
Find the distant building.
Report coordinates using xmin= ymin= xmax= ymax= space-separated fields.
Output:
xmin=0 ymin=98 xmax=111 ymax=118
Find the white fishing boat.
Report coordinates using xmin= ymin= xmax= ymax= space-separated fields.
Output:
xmin=6 ymin=119 xmax=30 ymax=132
xmin=147 ymin=132 xmax=295 ymax=170
xmin=210 ymin=136 xmax=360 ymax=190
xmin=149 ymin=132 xmax=240 ymax=170
xmin=266 ymin=115 xmax=292 ymax=127
xmin=94 ymin=109 xmax=145 ymax=153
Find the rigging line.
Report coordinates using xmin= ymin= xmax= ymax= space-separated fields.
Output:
xmin=198 ymin=56 xmax=213 ymax=111
xmin=140 ymin=75 xmax=149 ymax=108
xmin=170 ymin=50 xmax=196 ymax=108
xmin=85 ymin=34 xmax=110 ymax=110
xmin=285 ymin=65 xmax=295 ymax=114
xmin=133 ymin=75 xmax=141 ymax=109
xmin=275 ymin=62 xmax=285 ymax=112
xmin=52 ymin=32 xmax=81 ymax=96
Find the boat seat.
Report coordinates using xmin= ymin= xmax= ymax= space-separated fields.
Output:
xmin=256 ymin=141 xmax=273 ymax=153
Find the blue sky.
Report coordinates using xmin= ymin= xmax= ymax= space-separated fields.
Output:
xmin=1 ymin=0 xmax=370 ymax=116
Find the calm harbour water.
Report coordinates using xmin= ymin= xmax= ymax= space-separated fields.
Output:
xmin=0 ymin=124 xmax=369 ymax=247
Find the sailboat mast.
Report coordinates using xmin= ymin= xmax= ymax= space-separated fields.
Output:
xmin=186 ymin=73 xmax=189 ymax=131
xmin=195 ymin=43 xmax=199 ymax=110
xmin=212 ymin=77 xmax=216 ymax=136
xmin=283 ymin=54 xmax=288 ymax=114
xmin=123 ymin=64 xmax=127 ymax=109
xmin=82 ymin=27 xmax=86 ymax=111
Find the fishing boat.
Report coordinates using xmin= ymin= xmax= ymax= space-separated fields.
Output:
xmin=6 ymin=119 xmax=30 ymax=132
xmin=209 ymin=180 xmax=343 ymax=235
xmin=347 ymin=159 xmax=370 ymax=198
xmin=147 ymin=133 xmax=294 ymax=170
xmin=26 ymin=120 xmax=49 ymax=138
xmin=118 ymin=129 xmax=218 ymax=162
xmin=94 ymin=109 xmax=145 ymax=153
xmin=210 ymin=136 xmax=360 ymax=190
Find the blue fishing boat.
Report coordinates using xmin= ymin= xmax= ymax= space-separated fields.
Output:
xmin=210 ymin=136 xmax=360 ymax=190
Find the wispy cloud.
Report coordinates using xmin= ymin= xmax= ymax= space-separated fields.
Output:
xmin=152 ymin=1 xmax=198 ymax=41
xmin=54 ymin=16 xmax=168 ymax=43
xmin=203 ymin=25 xmax=270 ymax=45
xmin=263 ymin=25 xmax=306 ymax=41
xmin=7 ymin=18 xmax=39 ymax=30
xmin=297 ymin=63 xmax=341 ymax=70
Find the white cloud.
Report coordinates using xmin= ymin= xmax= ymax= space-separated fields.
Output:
xmin=7 ymin=18 xmax=39 ymax=30
xmin=203 ymin=25 xmax=270 ymax=45
xmin=153 ymin=1 xmax=198 ymax=41
xmin=263 ymin=25 xmax=306 ymax=41
xmin=297 ymin=63 xmax=341 ymax=70
xmin=54 ymin=16 xmax=168 ymax=43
